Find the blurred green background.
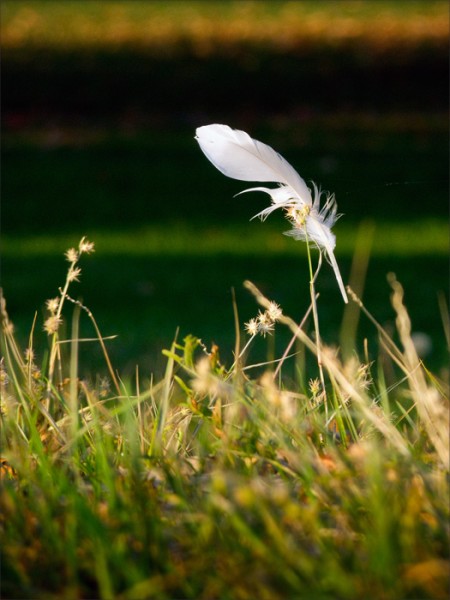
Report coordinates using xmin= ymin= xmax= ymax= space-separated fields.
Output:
xmin=2 ymin=1 xmax=448 ymax=377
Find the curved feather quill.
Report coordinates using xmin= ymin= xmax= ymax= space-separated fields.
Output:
xmin=285 ymin=221 xmax=348 ymax=303
xmin=195 ymin=124 xmax=312 ymax=203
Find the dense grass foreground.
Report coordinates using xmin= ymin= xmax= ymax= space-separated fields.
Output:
xmin=1 ymin=238 xmax=449 ymax=600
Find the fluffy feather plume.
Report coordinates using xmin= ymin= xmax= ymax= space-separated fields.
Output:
xmin=195 ymin=124 xmax=347 ymax=303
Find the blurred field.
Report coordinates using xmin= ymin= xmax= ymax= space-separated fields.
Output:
xmin=3 ymin=1 xmax=446 ymax=51
xmin=3 ymin=226 xmax=448 ymax=378
xmin=2 ymin=0 xmax=447 ymax=118
xmin=3 ymin=220 xmax=448 ymax=259
xmin=2 ymin=0 xmax=448 ymax=376
xmin=3 ymin=113 xmax=448 ymax=231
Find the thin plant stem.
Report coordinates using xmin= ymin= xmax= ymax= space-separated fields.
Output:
xmin=64 ymin=294 xmax=121 ymax=395
xmin=26 ymin=312 xmax=38 ymax=392
xmin=69 ymin=304 xmax=80 ymax=454
xmin=47 ymin=259 xmax=76 ymax=394
xmin=238 ymin=334 xmax=257 ymax=361
xmin=226 ymin=334 xmax=257 ymax=378
xmin=272 ymin=297 xmax=316 ymax=381
xmin=305 ymin=239 xmax=327 ymax=415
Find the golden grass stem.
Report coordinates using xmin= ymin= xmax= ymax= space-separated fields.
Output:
xmin=340 ymin=220 xmax=375 ymax=359
xmin=305 ymin=242 xmax=327 ymax=415
xmin=64 ymin=294 xmax=121 ymax=395
xmin=69 ymin=304 xmax=80 ymax=444
xmin=272 ymin=299 xmax=315 ymax=380
xmin=388 ymin=273 xmax=449 ymax=468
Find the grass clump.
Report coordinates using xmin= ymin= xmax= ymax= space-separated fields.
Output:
xmin=1 ymin=238 xmax=449 ymax=600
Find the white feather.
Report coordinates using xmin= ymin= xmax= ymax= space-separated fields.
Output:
xmin=195 ymin=124 xmax=312 ymax=203
xmin=195 ymin=123 xmax=348 ymax=303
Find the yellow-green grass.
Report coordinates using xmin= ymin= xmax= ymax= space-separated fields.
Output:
xmin=2 ymin=219 xmax=448 ymax=259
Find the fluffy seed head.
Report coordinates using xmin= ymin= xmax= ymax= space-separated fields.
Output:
xmin=46 ymin=297 xmax=60 ymax=314
xmin=245 ymin=318 xmax=259 ymax=336
xmin=267 ymin=301 xmax=282 ymax=322
xmin=68 ymin=267 xmax=82 ymax=282
xmin=65 ymin=248 xmax=78 ymax=263
xmin=44 ymin=315 xmax=62 ymax=335
xmin=79 ymin=238 xmax=95 ymax=255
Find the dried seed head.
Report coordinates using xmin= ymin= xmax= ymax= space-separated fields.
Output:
xmin=68 ymin=267 xmax=82 ymax=282
xmin=0 ymin=359 xmax=9 ymax=388
xmin=257 ymin=310 xmax=270 ymax=325
xmin=79 ymin=238 xmax=95 ymax=255
xmin=258 ymin=319 xmax=275 ymax=338
xmin=0 ymin=289 xmax=14 ymax=335
xmin=267 ymin=301 xmax=282 ymax=322
xmin=44 ymin=315 xmax=62 ymax=335
xmin=24 ymin=348 xmax=35 ymax=363
xmin=65 ymin=248 xmax=78 ymax=263
xmin=245 ymin=318 xmax=259 ymax=336
xmin=46 ymin=297 xmax=60 ymax=314
xmin=309 ymin=378 xmax=321 ymax=396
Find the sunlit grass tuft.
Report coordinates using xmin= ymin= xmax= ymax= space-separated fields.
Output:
xmin=1 ymin=236 xmax=449 ymax=600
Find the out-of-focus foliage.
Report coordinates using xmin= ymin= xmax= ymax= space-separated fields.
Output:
xmin=2 ymin=1 xmax=447 ymax=53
